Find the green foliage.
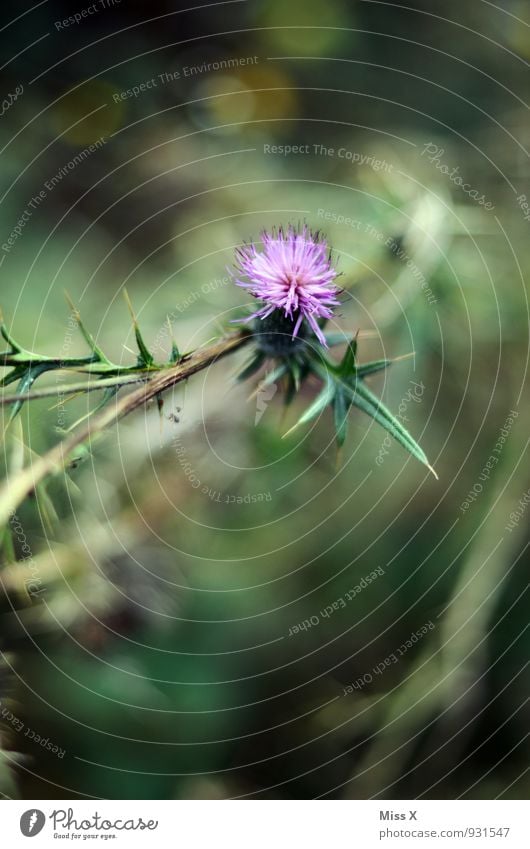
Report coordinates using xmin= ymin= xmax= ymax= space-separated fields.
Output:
xmin=240 ymin=327 xmax=436 ymax=476
xmin=0 ymin=294 xmax=180 ymax=427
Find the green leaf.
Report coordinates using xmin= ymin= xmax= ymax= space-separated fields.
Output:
xmin=169 ymin=339 xmax=180 ymax=364
xmin=133 ymin=323 xmax=154 ymax=367
xmin=339 ymin=335 xmax=358 ymax=376
xmin=164 ymin=318 xmax=180 ymax=363
xmin=333 ymin=390 xmax=350 ymax=448
xmin=7 ymin=363 xmax=57 ymax=422
xmin=356 ymin=351 xmax=414 ymax=379
xmin=64 ymin=293 xmax=108 ymax=363
xmin=123 ymin=290 xmax=154 ymax=367
xmin=0 ymin=524 xmax=16 ymax=563
xmin=356 ymin=359 xmax=392 ymax=378
xmin=346 ymin=380 xmax=437 ymax=476
xmin=0 ymin=316 xmax=22 ymax=354
xmin=289 ymin=359 xmax=302 ymax=393
xmin=0 ymin=365 xmax=27 ymax=389
xmin=283 ymin=379 xmax=335 ymax=438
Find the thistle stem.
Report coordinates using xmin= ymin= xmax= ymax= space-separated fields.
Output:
xmin=0 ymin=368 xmax=175 ymax=406
xmin=0 ymin=330 xmax=250 ymax=527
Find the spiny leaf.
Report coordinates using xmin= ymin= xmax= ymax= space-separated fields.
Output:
xmin=0 ymin=364 xmax=27 ymax=389
xmin=356 ymin=351 xmax=415 ymax=379
xmin=64 ymin=293 xmax=108 ymax=363
xmin=283 ymin=379 xmax=335 ymax=438
xmin=333 ymin=390 xmax=350 ymax=448
xmin=339 ymin=332 xmax=359 ymax=376
xmin=7 ymin=363 xmax=57 ymax=422
xmin=284 ymin=357 xmax=312 ymax=407
xmin=0 ymin=310 xmax=24 ymax=355
xmin=167 ymin=318 xmax=180 ymax=363
xmin=123 ymin=289 xmax=154 ymax=367
xmin=346 ymin=379 xmax=437 ymax=477
xmin=356 ymin=358 xmax=392 ymax=378
xmin=289 ymin=359 xmax=302 ymax=393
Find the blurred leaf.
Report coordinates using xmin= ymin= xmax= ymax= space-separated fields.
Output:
xmin=283 ymin=379 xmax=334 ymax=437
xmin=123 ymin=290 xmax=155 ymax=368
xmin=333 ymin=389 xmax=350 ymax=448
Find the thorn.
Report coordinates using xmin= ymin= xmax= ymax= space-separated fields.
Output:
xmin=282 ymin=421 xmax=300 ymax=439
xmin=64 ymin=292 xmax=106 ymax=362
xmin=122 ymin=288 xmax=136 ymax=322
xmin=427 ymin=462 xmax=439 ymax=480
xmin=123 ymin=288 xmax=154 ymax=366
xmin=167 ymin=317 xmax=180 ymax=363
xmin=47 ymin=391 xmax=84 ymax=411
xmin=0 ymin=313 xmax=21 ymax=353
xmin=196 ymin=335 xmax=218 ymax=350
xmin=63 ymin=290 xmax=78 ymax=317
xmin=392 ymin=351 xmax=416 ymax=362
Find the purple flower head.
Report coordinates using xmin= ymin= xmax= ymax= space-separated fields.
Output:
xmin=234 ymin=225 xmax=340 ymax=347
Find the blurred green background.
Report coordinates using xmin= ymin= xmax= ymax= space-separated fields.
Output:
xmin=0 ymin=0 xmax=528 ymax=799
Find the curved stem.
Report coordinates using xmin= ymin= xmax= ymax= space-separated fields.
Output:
xmin=0 ymin=369 xmax=173 ymax=406
xmin=0 ymin=330 xmax=250 ymax=527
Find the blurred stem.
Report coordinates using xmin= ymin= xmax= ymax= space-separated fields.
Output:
xmin=0 ymin=330 xmax=249 ymax=527
xmin=0 ymin=371 xmax=164 ymax=406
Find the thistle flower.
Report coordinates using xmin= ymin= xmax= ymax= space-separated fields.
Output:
xmin=234 ymin=225 xmax=340 ymax=347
